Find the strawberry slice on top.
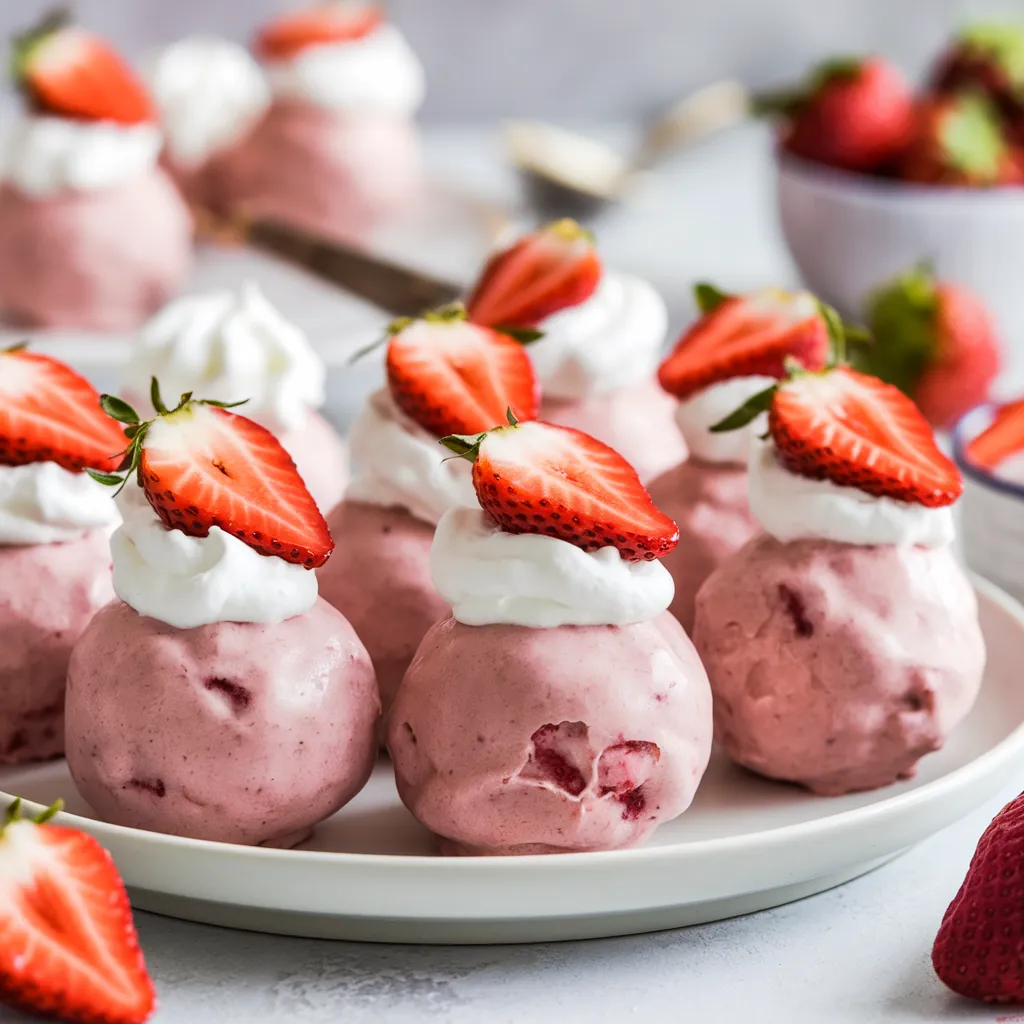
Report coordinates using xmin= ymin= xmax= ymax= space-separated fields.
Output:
xmin=0 ymin=346 xmax=128 ymax=473
xmin=465 ymin=219 xmax=603 ymax=330
xmin=658 ymin=285 xmax=834 ymax=400
xmin=11 ymin=9 xmax=155 ymax=125
xmin=255 ymin=2 xmax=384 ymax=61
xmin=441 ymin=414 xmax=678 ymax=561
xmin=90 ymin=384 xmax=333 ymax=568
xmin=0 ymin=799 xmax=156 ymax=1024
xmin=965 ymin=396 xmax=1024 ymax=471
xmin=386 ymin=304 xmax=540 ymax=438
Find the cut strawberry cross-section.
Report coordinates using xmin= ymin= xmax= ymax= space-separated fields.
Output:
xmin=658 ymin=285 xmax=834 ymax=400
xmin=965 ymin=397 xmax=1024 ymax=470
xmin=12 ymin=9 xmax=155 ymax=125
xmin=0 ymin=799 xmax=156 ymax=1024
xmin=385 ymin=304 xmax=539 ymax=438
xmin=255 ymin=2 xmax=383 ymax=60
xmin=89 ymin=383 xmax=333 ymax=568
xmin=466 ymin=219 xmax=602 ymax=330
xmin=441 ymin=414 xmax=678 ymax=561
xmin=0 ymin=346 xmax=128 ymax=473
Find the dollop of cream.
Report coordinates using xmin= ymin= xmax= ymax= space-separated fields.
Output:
xmin=266 ymin=24 xmax=425 ymax=115
xmin=748 ymin=436 xmax=956 ymax=548
xmin=530 ymin=272 xmax=668 ymax=399
xmin=0 ymin=463 xmax=120 ymax=546
xmin=676 ymin=376 xmax=776 ymax=465
xmin=2 ymin=115 xmax=162 ymax=197
xmin=121 ymin=283 xmax=325 ymax=435
xmin=345 ymin=389 xmax=476 ymax=525
xmin=110 ymin=483 xmax=317 ymax=629
xmin=431 ymin=507 xmax=675 ymax=628
xmin=147 ymin=36 xmax=270 ymax=167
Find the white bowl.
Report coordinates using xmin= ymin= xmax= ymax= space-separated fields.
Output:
xmin=954 ymin=405 xmax=1024 ymax=606
xmin=777 ymin=152 xmax=1024 ymax=335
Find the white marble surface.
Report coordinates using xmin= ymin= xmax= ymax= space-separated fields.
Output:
xmin=8 ymin=125 xmax=1024 ymax=1024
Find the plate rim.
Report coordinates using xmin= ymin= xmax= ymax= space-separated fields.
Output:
xmin=4 ymin=574 xmax=1022 ymax=876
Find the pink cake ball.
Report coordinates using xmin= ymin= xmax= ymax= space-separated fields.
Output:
xmin=646 ymin=458 xmax=761 ymax=633
xmin=541 ymin=377 xmax=687 ymax=484
xmin=318 ymin=501 xmax=447 ymax=720
xmin=223 ymin=100 xmax=422 ymax=246
xmin=693 ymin=535 xmax=985 ymax=796
xmin=0 ymin=170 xmax=193 ymax=331
xmin=387 ymin=612 xmax=712 ymax=855
xmin=65 ymin=597 xmax=379 ymax=847
xmin=0 ymin=531 xmax=114 ymax=764
xmin=282 ymin=410 xmax=349 ymax=515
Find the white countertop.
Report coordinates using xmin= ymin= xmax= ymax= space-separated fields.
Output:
xmin=8 ymin=124 xmax=1024 ymax=1024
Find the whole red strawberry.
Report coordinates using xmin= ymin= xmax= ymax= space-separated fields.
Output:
xmin=898 ymin=94 xmax=1022 ymax=186
xmin=933 ymin=791 xmax=1024 ymax=1003
xmin=757 ymin=56 xmax=915 ymax=173
xmin=862 ymin=264 xmax=1002 ymax=428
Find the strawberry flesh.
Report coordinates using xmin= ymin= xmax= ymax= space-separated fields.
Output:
xmin=0 ymin=349 xmax=127 ymax=473
xmin=386 ymin=317 xmax=539 ymax=438
xmin=769 ymin=366 xmax=962 ymax=507
xmin=466 ymin=219 xmax=602 ymax=328
xmin=255 ymin=3 xmax=383 ymax=60
xmin=966 ymin=397 xmax=1024 ymax=470
xmin=456 ymin=420 xmax=678 ymax=561
xmin=933 ymin=790 xmax=1024 ymax=1003
xmin=139 ymin=403 xmax=333 ymax=567
xmin=0 ymin=811 xmax=155 ymax=1024
xmin=658 ymin=290 xmax=831 ymax=400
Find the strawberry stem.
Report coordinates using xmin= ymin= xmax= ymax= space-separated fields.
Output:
xmin=693 ymin=282 xmax=731 ymax=314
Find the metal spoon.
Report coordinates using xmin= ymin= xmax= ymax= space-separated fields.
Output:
xmin=504 ymin=79 xmax=751 ymax=222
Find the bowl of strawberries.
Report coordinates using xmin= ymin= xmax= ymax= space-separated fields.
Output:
xmin=767 ymin=24 xmax=1024 ymax=338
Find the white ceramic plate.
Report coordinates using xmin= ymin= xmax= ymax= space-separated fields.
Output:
xmin=2 ymin=577 xmax=1023 ymax=945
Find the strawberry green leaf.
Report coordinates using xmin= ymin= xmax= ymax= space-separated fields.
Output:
xmin=694 ymin=282 xmax=731 ymax=314
xmin=348 ymin=332 xmax=390 ymax=365
xmin=817 ymin=300 xmax=848 ymax=366
xmin=439 ymin=432 xmax=487 ymax=461
xmin=200 ymin=398 xmax=249 ymax=409
xmin=2 ymin=340 xmax=29 ymax=354
xmin=100 ymin=395 xmax=140 ymax=424
xmin=85 ymin=469 xmax=125 ymax=486
xmin=151 ymin=377 xmax=168 ymax=416
xmin=709 ymin=384 xmax=778 ymax=432
xmin=941 ymin=94 xmax=1006 ymax=183
xmin=495 ymin=324 xmax=545 ymax=344
xmin=506 ymin=407 xmax=519 ymax=427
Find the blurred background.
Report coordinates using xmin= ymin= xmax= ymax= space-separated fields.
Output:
xmin=2 ymin=0 xmax=1022 ymax=121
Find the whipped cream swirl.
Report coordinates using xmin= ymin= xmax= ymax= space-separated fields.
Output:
xmin=345 ymin=389 xmax=476 ymax=525
xmin=530 ymin=272 xmax=668 ymax=400
xmin=111 ymin=483 xmax=318 ymax=629
xmin=748 ymin=437 xmax=956 ymax=548
xmin=2 ymin=116 xmax=162 ymax=197
xmin=0 ymin=463 xmax=120 ymax=546
xmin=147 ymin=36 xmax=270 ymax=167
xmin=431 ymin=507 xmax=675 ymax=628
xmin=676 ymin=376 xmax=776 ymax=465
xmin=121 ymin=283 xmax=325 ymax=435
xmin=266 ymin=24 xmax=425 ymax=115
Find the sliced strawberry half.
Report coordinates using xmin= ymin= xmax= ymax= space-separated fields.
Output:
xmin=255 ymin=3 xmax=383 ymax=61
xmin=0 ymin=347 xmax=128 ymax=473
xmin=658 ymin=286 xmax=832 ymax=400
xmin=12 ymin=10 xmax=155 ymax=125
xmin=386 ymin=305 xmax=539 ymax=438
xmin=768 ymin=367 xmax=962 ymax=507
xmin=90 ymin=387 xmax=333 ymax=568
xmin=465 ymin=219 xmax=602 ymax=329
xmin=0 ymin=799 xmax=156 ymax=1024
xmin=965 ymin=397 xmax=1024 ymax=470
xmin=442 ymin=416 xmax=678 ymax=561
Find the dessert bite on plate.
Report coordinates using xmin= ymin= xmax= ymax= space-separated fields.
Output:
xmin=147 ymin=34 xmax=270 ymax=215
xmin=0 ymin=11 xmax=192 ymax=330
xmin=465 ymin=219 xmax=686 ymax=482
xmin=120 ymin=282 xmax=347 ymax=513
xmin=693 ymin=365 xmax=985 ymax=796
xmin=224 ymin=2 xmax=425 ymax=245
xmin=387 ymin=417 xmax=713 ymax=856
xmin=65 ymin=387 xmax=378 ymax=847
xmin=318 ymin=304 xmax=539 ymax=718
xmin=647 ymin=283 xmax=832 ymax=632
xmin=0 ymin=348 xmax=123 ymax=764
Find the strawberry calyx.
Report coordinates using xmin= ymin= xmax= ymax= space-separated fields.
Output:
xmin=752 ymin=56 xmax=864 ymax=118
xmin=939 ymin=92 xmax=1008 ymax=180
xmin=2 ymin=798 xmax=63 ymax=835
xmin=86 ymin=378 xmax=248 ymax=493
xmin=9 ymin=6 xmax=69 ymax=91
xmin=958 ymin=22 xmax=1024 ymax=89
xmin=439 ymin=406 xmax=519 ymax=462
